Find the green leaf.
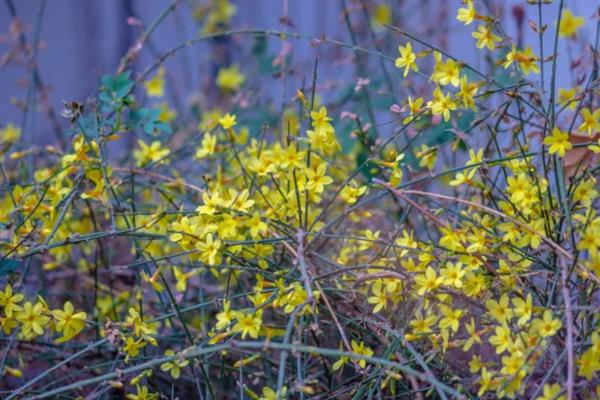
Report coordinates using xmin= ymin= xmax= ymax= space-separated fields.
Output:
xmin=339 ymin=121 xmax=357 ymax=153
xmin=457 ymin=110 xmax=475 ymax=131
xmin=425 ymin=120 xmax=453 ymax=146
xmin=357 ymin=149 xmax=379 ymax=181
xmin=129 ymin=107 xmax=171 ymax=136
xmin=78 ymin=114 xmax=100 ymax=139
xmin=99 ymin=71 xmax=134 ymax=105
xmin=252 ymin=36 xmax=268 ymax=57
xmin=0 ymin=258 xmax=20 ymax=276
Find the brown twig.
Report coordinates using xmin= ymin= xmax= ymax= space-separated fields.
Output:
xmin=280 ymin=236 xmax=355 ymax=364
xmin=353 ymin=271 xmax=407 ymax=287
xmin=560 ymin=256 xmax=575 ymax=400
xmin=374 ymin=179 xmax=500 ymax=277
xmin=113 ymin=167 xmax=205 ymax=194
xmin=296 ymin=229 xmax=314 ymax=303
xmin=374 ymin=181 xmax=574 ymax=260
xmin=116 ymin=0 xmax=178 ymax=74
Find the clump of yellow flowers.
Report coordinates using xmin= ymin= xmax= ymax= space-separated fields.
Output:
xmin=0 ymin=284 xmax=86 ymax=342
xmin=1 ymin=0 xmax=600 ymax=399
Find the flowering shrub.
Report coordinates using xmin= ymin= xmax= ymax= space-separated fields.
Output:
xmin=1 ymin=0 xmax=600 ymax=399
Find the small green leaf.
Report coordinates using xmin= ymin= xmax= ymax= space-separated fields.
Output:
xmin=0 ymin=258 xmax=20 ymax=276
xmin=78 ymin=114 xmax=100 ymax=139
xmin=99 ymin=71 xmax=134 ymax=104
xmin=130 ymin=107 xmax=171 ymax=136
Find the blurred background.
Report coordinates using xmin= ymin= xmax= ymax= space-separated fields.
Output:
xmin=1 ymin=0 xmax=597 ymax=149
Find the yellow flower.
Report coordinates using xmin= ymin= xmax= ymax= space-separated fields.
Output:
xmin=16 ymin=301 xmax=50 ymax=338
xmin=196 ymin=233 xmax=222 ymax=266
xmin=123 ymin=336 xmax=146 ymax=360
xmin=340 ymin=180 xmax=367 ymax=205
xmin=457 ymin=75 xmax=478 ymax=110
xmin=558 ymin=87 xmax=578 ymax=110
xmin=489 ymin=324 xmax=512 ymax=354
xmin=0 ymin=315 xmax=18 ymax=334
xmin=157 ymin=102 xmax=177 ymax=122
xmin=389 ymin=165 xmax=403 ymax=187
xmin=0 ymin=284 xmax=24 ymax=317
xmin=501 ymin=351 xmax=525 ymax=376
xmin=246 ymin=211 xmax=268 ymax=238
xmin=415 ymin=144 xmax=437 ymax=171
xmin=233 ymin=311 xmax=262 ymax=339
xmin=280 ymin=143 xmax=305 ymax=170
xmin=516 ymin=46 xmax=540 ymax=75
xmin=578 ymin=225 xmax=600 ymax=255
xmin=218 ymin=113 xmax=237 ymax=129
xmin=198 ymin=108 xmax=222 ymax=131
xmin=173 ymin=266 xmax=198 ymax=293
xmin=512 ymin=294 xmax=532 ymax=327
xmin=432 ymin=58 xmax=461 ymax=87
xmin=409 ymin=311 xmax=438 ymax=335
xmin=503 ymin=46 xmax=539 ymax=75
xmin=578 ymin=349 xmax=600 ymax=379
xmin=485 ymin=293 xmax=513 ymax=324
xmin=160 ymin=350 xmax=190 ymax=379
xmin=308 ymin=106 xmax=341 ymax=156
xmin=463 ymin=318 xmax=482 ymax=351
xmin=311 ymin=106 xmax=332 ymax=132
xmin=531 ymin=310 xmax=561 ymax=337
xmin=573 ymin=177 xmax=598 ymax=208
xmin=477 ymin=367 xmax=493 ymax=396
xmin=196 ymin=132 xmax=217 ymax=159
xmin=394 ymin=42 xmax=419 ymax=77
xmin=367 ymin=280 xmax=388 ymax=313
xmin=402 ymin=96 xmax=424 ymax=124
xmin=415 ymin=266 xmax=443 ymax=295
xmin=472 ymin=24 xmax=501 ymax=50
xmin=259 ymin=386 xmax=287 ymax=400
xmin=80 ymin=169 xmax=106 ymax=201
xmin=130 ymin=369 xmax=153 ymax=386
xmin=543 ymin=127 xmax=572 ymax=157
xmin=395 ymin=229 xmax=417 ymax=257
xmin=201 ymin=0 xmax=237 ymax=33
xmin=133 ymin=140 xmax=170 ymax=167
xmin=440 ymin=262 xmax=466 ymax=288
xmin=126 ymin=385 xmax=158 ymax=400
xmin=216 ymin=64 xmax=245 ymax=91
xmin=141 ymin=269 xmax=165 ymax=293
xmin=438 ymin=305 xmax=463 ymax=332
xmin=197 ymin=191 xmax=223 ymax=215
xmin=427 ymin=87 xmax=456 ymax=122
xmin=537 ymin=383 xmax=565 ymax=400
xmin=125 ymin=307 xmax=157 ymax=337
xmin=589 ymin=139 xmax=600 ymax=153
xmin=52 ymin=301 xmax=87 ymax=342
xmin=332 ymin=343 xmax=351 ymax=371
xmin=144 ymin=67 xmax=165 ymax=97
xmin=215 ymin=299 xmax=233 ymax=331
xmin=449 ymin=167 xmax=476 ymax=186
xmin=457 ymin=0 xmax=476 ymax=25
xmin=371 ymin=3 xmax=391 ymax=28
xmin=229 ymin=188 xmax=254 ymax=212
xmin=0 ymin=123 xmax=21 ymax=144
xmin=579 ymin=108 xmax=600 ymax=136
xmin=558 ymin=9 xmax=584 ymax=38
xmin=351 ymin=340 xmax=374 ymax=368
xmin=469 ymin=355 xmax=485 ymax=373
xmin=3 ymin=366 xmax=22 ymax=378
xmin=306 ymin=163 xmax=333 ymax=194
